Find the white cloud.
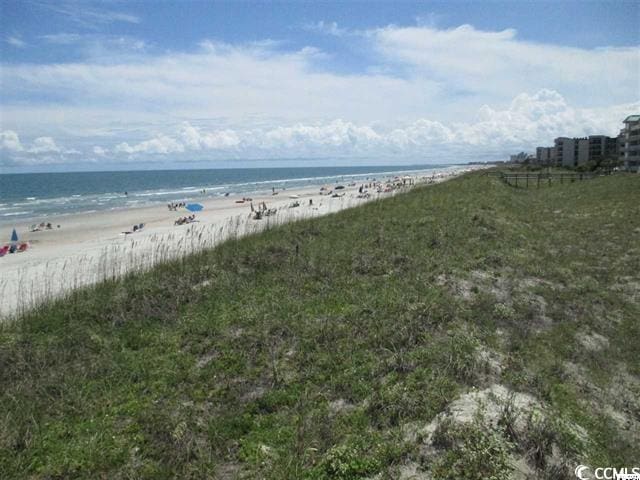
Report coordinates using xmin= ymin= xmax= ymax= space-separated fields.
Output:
xmin=370 ymin=24 xmax=640 ymax=107
xmin=0 ymin=39 xmax=439 ymax=126
xmin=1 ymin=130 xmax=81 ymax=157
xmin=28 ymin=137 xmax=61 ymax=153
xmin=0 ymin=131 xmax=83 ymax=167
xmin=38 ymin=33 xmax=148 ymax=62
xmin=2 ymin=89 xmax=637 ymax=169
xmin=42 ymin=3 xmax=140 ymax=28
xmin=455 ymin=89 xmax=639 ymax=147
xmin=39 ymin=33 xmax=83 ymax=45
xmin=304 ymin=21 xmax=348 ymax=37
xmin=1 ymin=130 xmax=24 ymax=151
xmin=1 ymin=22 xmax=638 ymax=169
xmin=178 ymin=122 xmax=240 ymax=150
xmin=256 ymin=120 xmax=381 ymax=150
xmin=387 ymin=119 xmax=454 ymax=149
xmin=115 ymin=135 xmax=185 ymax=155
xmin=75 ymin=92 xmax=638 ymax=160
xmin=6 ymin=35 xmax=26 ymax=48
xmin=93 ymin=146 xmax=107 ymax=156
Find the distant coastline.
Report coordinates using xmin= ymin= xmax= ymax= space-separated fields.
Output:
xmin=0 ymin=164 xmax=487 ymax=318
xmin=0 ymin=164 xmax=472 ymax=225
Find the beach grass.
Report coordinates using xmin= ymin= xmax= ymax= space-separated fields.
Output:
xmin=1 ymin=169 xmax=639 ymax=478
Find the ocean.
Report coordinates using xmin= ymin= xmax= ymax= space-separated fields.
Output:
xmin=0 ymin=164 xmax=455 ymax=224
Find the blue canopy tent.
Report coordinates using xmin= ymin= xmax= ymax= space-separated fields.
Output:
xmin=186 ymin=203 xmax=204 ymax=212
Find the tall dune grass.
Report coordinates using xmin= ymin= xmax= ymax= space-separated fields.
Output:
xmin=0 ymin=179 xmax=433 ymax=320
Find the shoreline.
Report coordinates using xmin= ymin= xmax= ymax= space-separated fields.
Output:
xmin=0 ymin=164 xmax=468 ymax=227
xmin=0 ymin=165 xmax=488 ymax=319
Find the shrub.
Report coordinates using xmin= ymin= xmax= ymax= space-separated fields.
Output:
xmin=431 ymin=422 xmax=513 ymax=480
xmin=311 ymin=444 xmax=382 ymax=480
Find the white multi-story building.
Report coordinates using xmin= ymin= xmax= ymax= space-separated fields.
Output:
xmin=510 ymin=152 xmax=530 ymax=163
xmin=536 ymin=147 xmax=553 ymax=165
xmin=552 ymin=137 xmax=606 ymax=167
xmin=620 ymin=115 xmax=640 ymax=172
xmin=554 ymin=137 xmax=576 ymax=167
xmin=588 ymin=135 xmax=618 ymax=162
xmin=577 ymin=138 xmax=589 ymax=166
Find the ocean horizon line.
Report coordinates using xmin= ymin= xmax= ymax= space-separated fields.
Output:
xmin=0 ymin=161 xmax=475 ymax=176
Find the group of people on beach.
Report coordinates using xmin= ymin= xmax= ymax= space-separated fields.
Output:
xmin=174 ymin=215 xmax=197 ymax=226
xmin=0 ymin=243 xmax=29 ymax=256
xmin=250 ymin=201 xmax=269 ymax=213
xmin=167 ymin=202 xmax=186 ymax=211
xmin=122 ymin=223 xmax=145 ymax=235
xmin=250 ymin=201 xmax=278 ymax=220
xmin=29 ymin=222 xmax=59 ymax=232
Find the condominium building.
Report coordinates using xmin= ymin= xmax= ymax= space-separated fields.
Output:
xmin=510 ymin=152 xmax=530 ymax=163
xmin=588 ymin=135 xmax=618 ymax=161
xmin=552 ymin=136 xmax=615 ymax=167
xmin=620 ymin=115 xmax=640 ymax=172
xmin=535 ymin=146 xmax=554 ymax=165
xmin=577 ymin=138 xmax=589 ymax=166
xmin=532 ymin=117 xmax=632 ymax=170
xmin=554 ymin=137 xmax=578 ymax=167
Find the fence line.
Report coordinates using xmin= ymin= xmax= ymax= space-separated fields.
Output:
xmin=489 ymin=171 xmax=606 ymax=188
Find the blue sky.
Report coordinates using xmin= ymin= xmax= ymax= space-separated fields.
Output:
xmin=1 ymin=0 xmax=639 ymax=172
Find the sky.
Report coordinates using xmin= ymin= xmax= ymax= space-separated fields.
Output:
xmin=0 ymin=0 xmax=639 ymax=173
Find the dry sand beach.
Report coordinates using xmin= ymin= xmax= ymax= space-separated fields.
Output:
xmin=0 ymin=166 xmax=485 ymax=318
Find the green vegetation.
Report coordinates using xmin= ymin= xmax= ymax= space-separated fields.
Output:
xmin=1 ymin=170 xmax=639 ymax=479
xmin=431 ymin=419 xmax=513 ymax=480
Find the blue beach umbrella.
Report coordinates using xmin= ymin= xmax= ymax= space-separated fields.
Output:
xmin=186 ymin=203 xmax=204 ymax=212
xmin=10 ymin=228 xmax=18 ymax=243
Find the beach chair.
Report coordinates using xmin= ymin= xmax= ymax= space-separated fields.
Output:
xmin=0 ymin=245 xmax=9 ymax=257
xmin=18 ymin=243 xmax=28 ymax=252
